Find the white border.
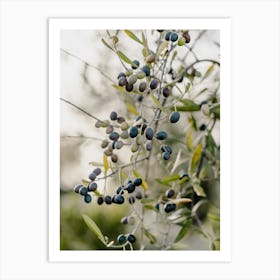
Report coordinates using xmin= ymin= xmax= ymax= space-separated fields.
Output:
xmin=1 ymin=0 xmax=279 ymax=279
xmin=49 ymin=18 xmax=231 ymax=262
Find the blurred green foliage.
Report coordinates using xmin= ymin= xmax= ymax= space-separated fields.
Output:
xmin=60 ymin=192 xmax=140 ymax=250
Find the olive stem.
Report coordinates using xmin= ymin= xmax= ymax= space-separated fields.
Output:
xmin=95 ymin=156 xmax=149 ymax=181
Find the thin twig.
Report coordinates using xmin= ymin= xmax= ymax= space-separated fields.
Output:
xmin=60 ymin=48 xmax=115 ymax=83
xmin=60 ymin=97 xmax=101 ymax=122
xmin=61 ymin=135 xmax=104 ymax=142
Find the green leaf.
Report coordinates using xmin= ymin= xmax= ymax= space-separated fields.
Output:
xmin=143 ymin=228 xmax=157 ymax=244
xmin=185 ymin=82 xmax=191 ymax=93
xmin=144 ymin=204 xmax=155 ymax=210
xmin=190 ymin=143 xmax=202 ymax=174
xmin=155 ymin=178 xmax=171 ymax=187
xmin=101 ymin=38 xmax=114 ymax=52
xmin=117 ymin=51 xmax=138 ymax=68
xmin=141 ymin=198 xmax=155 ymax=204
xmin=88 ymin=161 xmax=104 ymax=167
xmin=118 ymin=170 xmax=128 ymax=184
xmin=141 ymin=32 xmax=149 ymax=51
xmin=180 ymin=99 xmax=200 ymax=109
xmin=171 ymin=51 xmax=178 ymax=64
xmin=188 ymin=114 xmax=197 ymax=131
xmin=175 ymin=220 xmax=192 ymax=243
xmin=208 ymin=212 xmax=220 ymax=222
xmin=203 ymin=63 xmax=215 ymax=80
xmin=156 ymin=40 xmax=168 ymax=60
xmin=82 ymin=214 xmax=107 ymax=245
xmin=210 ymin=104 xmax=220 ymax=119
xmin=150 ymin=94 xmax=164 ymax=111
xmin=186 ymin=128 xmax=194 ymax=151
xmin=193 ymin=183 xmax=206 ymax=197
xmin=179 ymin=177 xmax=189 ymax=184
xmin=125 ymin=102 xmax=138 ymax=115
xmin=112 ymin=84 xmax=126 ymax=92
xmin=103 ymin=154 xmax=109 ymax=175
xmin=172 ymin=99 xmax=200 ymax=112
xmin=206 ymin=133 xmax=216 ymax=155
xmin=94 ymin=189 xmax=102 ymax=196
xmin=199 ymin=164 xmax=210 ymax=180
xmin=142 ymin=48 xmax=149 ymax=57
xmin=124 ymin=30 xmax=143 ymax=45
xmin=158 ymin=174 xmax=180 ymax=184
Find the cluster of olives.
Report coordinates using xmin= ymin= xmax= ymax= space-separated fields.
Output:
xmin=74 ymin=173 xmax=143 ymax=204
xmin=116 ymin=50 xmax=177 ymax=104
xmin=101 ymin=177 xmax=143 ymax=206
xmin=117 ymin=233 xmax=136 ymax=244
xmin=73 ymin=167 xmax=102 ymax=203
xmin=154 ymin=188 xmax=177 ymax=213
xmin=96 ymin=109 xmax=179 ymax=162
xmin=117 ymin=64 xmax=172 ymax=100
xmin=161 ymin=30 xmax=191 ymax=46
xmin=165 ymin=31 xmax=178 ymax=42
xmin=114 ymin=31 xmax=191 ymax=103
xmin=117 ymin=59 xmax=151 ymax=96
xmin=95 ymin=111 xmax=130 ymax=163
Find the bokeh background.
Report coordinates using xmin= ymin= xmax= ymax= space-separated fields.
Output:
xmin=60 ymin=29 xmax=220 ymax=250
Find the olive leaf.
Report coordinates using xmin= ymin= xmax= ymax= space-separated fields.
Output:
xmin=150 ymin=94 xmax=164 ymax=111
xmin=141 ymin=32 xmax=149 ymax=51
xmin=185 ymin=82 xmax=191 ymax=93
xmin=155 ymin=40 xmax=168 ymax=60
xmin=188 ymin=114 xmax=198 ymax=131
xmin=206 ymin=133 xmax=216 ymax=155
xmin=179 ymin=99 xmax=200 ymax=110
xmin=101 ymin=38 xmax=114 ymax=52
xmin=190 ymin=143 xmax=202 ymax=174
xmin=143 ymin=228 xmax=157 ymax=244
xmin=125 ymin=102 xmax=138 ymax=115
xmin=88 ymin=161 xmax=104 ymax=167
xmin=186 ymin=128 xmax=194 ymax=151
xmin=174 ymin=219 xmax=192 ymax=243
xmin=210 ymin=104 xmax=220 ymax=119
xmin=158 ymin=174 xmax=180 ymax=184
xmin=193 ymin=183 xmax=206 ymax=197
xmin=171 ymin=50 xmax=178 ymax=64
xmin=82 ymin=214 xmax=107 ymax=246
xmin=117 ymin=51 xmax=138 ymax=68
xmin=118 ymin=170 xmax=128 ymax=184
xmin=124 ymin=30 xmax=143 ymax=45
xmin=171 ymin=99 xmax=200 ymax=112
xmin=103 ymin=154 xmax=109 ymax=175
xmin=203 ymin=63 xmax=215 ymax=80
